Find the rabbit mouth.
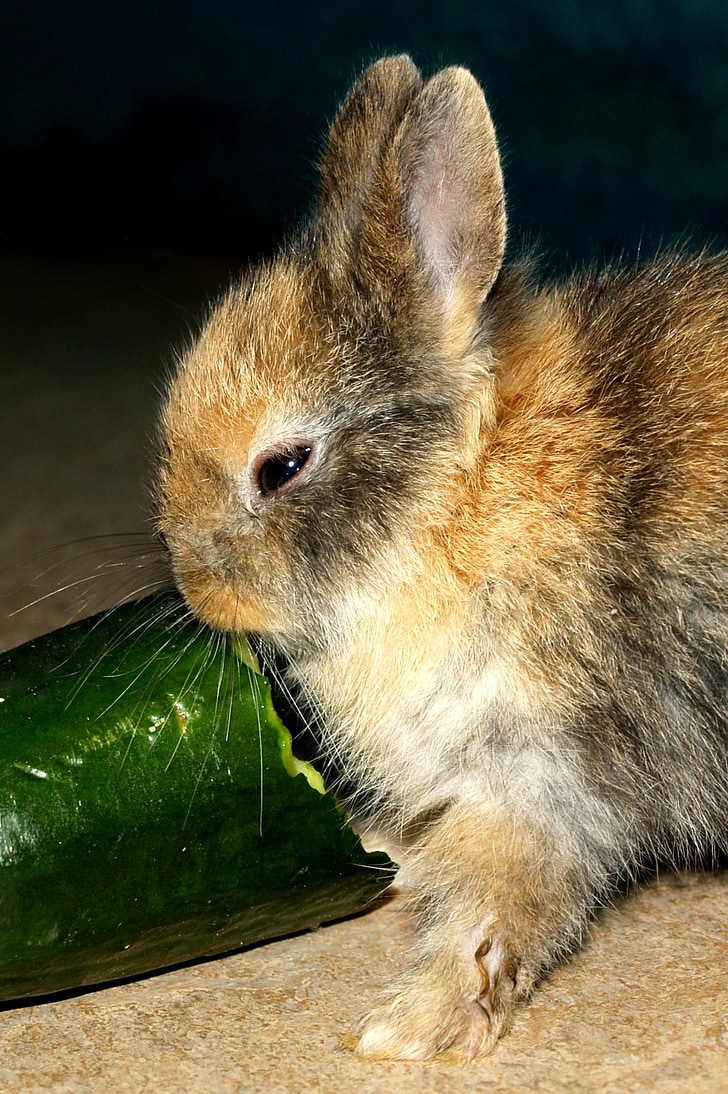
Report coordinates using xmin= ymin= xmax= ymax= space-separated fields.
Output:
xmin=173 ymin=565 xmax=284 ymax=636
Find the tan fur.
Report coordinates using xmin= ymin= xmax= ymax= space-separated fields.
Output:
xmin=156 ymin=56 xmax=728 ymax=1060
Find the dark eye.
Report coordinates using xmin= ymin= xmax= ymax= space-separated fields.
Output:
xmin=256 ymin=445 xmax=312 ymax=497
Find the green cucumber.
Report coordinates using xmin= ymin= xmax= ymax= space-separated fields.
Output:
xmin=0 ymin=592 xmax=394 ymax=1001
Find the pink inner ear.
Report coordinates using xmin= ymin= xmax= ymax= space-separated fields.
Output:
xmin=399 ymin=67 xmax=506 ymax=311
xmin=407 ymin=134 xmax=461 ymax=298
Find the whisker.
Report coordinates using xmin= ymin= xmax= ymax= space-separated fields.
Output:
xmin=238 ymin=637 xmax=266 ymax=836
xmin=182 ymin=628 xmax=225 ymax=827
xmin=1 ymin=531 xmax=172 ymax=656
xmin=8 ymin=565 xmax=168 ymax=616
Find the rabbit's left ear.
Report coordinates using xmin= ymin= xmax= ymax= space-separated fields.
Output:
xmin=315 ymin=61 xmax=506 ymax=357
xmin=399 ymin=66 xmax=507 ymax=344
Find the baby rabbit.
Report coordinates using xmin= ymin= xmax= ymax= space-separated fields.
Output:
xmin=156 ymin=55 xmax=728 ymax=1059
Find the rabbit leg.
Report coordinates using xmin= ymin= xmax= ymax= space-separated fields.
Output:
xmin=357 ymin=799 xmax=595 ymax=1060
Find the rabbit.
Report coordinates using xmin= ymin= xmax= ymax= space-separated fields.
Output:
xmin=155 ymin=54 xmax=728 ymax=1060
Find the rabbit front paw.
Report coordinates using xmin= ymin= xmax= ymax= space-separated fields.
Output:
xmin=356 ymin=936 xmax=517 ymax=1061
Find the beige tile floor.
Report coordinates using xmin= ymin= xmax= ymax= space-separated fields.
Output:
xmin=0 ymin=251 xmax=726 ymax=1093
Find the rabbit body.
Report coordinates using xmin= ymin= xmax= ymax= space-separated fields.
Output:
xmin=156 ymin=56 xmax=728 ymax=1059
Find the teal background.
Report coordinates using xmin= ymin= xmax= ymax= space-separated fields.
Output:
xmin=2 ymin=1 xmax=728 ymax=266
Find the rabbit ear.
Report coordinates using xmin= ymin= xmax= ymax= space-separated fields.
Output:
xmin=316 ymin=61 xmax=506 ymax=358
xmin=398 ymin=66 xmax=506 ymax=339
xmin=318 ymin=55 xmax=422 ymax=239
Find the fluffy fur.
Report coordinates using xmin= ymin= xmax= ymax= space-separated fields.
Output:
xmin=156 ymin=55 xmax=728 ymax=1059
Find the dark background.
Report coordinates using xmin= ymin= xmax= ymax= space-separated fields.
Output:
xmin=3 ymin=0 xmax=728 ymax=268
xmin=3 ymin=0 xmax=728 ymax=649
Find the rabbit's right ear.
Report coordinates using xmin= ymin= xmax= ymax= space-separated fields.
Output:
xmin=398 ymin=66 xmax=507 ymax=321
xmin=317 ymin=55 xmax=422 ymax=247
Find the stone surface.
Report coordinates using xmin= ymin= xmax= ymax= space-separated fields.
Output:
xmin=0 ymin=252 xmax=726 ymax=1093
xmin=0 ymin=876 xmax=726 ymax=1093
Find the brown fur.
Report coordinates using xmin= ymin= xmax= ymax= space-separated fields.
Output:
xmin=156 ymin=56 xmax=728 ymax=1059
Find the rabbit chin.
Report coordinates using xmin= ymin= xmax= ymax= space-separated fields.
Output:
xmin=175 ymin=573 xmax=283 ymax=637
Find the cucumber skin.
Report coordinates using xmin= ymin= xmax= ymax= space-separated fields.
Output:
xmin=0 ymin=594 xmax=393 ymax=1001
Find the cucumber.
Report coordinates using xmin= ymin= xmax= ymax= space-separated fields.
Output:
xmin=0 ymin=592 xmax=393 ymax=1002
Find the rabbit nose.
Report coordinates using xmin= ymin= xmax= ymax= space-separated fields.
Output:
xmin=209 ymin=527 xmax=237 ymax=569
xmin=206 ymin=519 xmax=258 ymax=575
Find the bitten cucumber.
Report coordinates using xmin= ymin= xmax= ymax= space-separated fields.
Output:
xmin=0 ymin=592 xmax=393 ymax=1001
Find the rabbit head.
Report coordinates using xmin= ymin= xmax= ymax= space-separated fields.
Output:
xmin=156 ymin=55 xmax=507 ymax=652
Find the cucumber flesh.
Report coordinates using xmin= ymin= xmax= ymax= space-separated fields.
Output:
xmin=0 ymin=592 xmax=394 ymax=1001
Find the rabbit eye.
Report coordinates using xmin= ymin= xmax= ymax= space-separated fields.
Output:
xmin=256 ymin=445 xmax=312 ymax=497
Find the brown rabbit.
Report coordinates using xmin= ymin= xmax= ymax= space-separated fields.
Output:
xmin=156 ymin=55 xmax=728 ymax=1059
